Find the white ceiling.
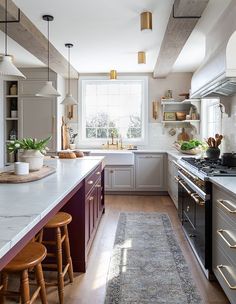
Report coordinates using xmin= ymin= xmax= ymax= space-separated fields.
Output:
xmin=1 ymin=0 xmax=232 ymax=73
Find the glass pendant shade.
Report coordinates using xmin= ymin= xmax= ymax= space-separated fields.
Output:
xmin=61 ymin=93 xmax=77 ymax=105
xmin=36 ymin=81 xmax=60 ymax=97
xmin=0 ymin=55 xmax=26 ymax=78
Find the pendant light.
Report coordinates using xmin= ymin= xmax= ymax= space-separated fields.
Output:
xmin=61 ymin=43 xmax=77 ymax=105
xmin=36 ymin=15 xmax=60 ymax=97
xmin=109 ymin=70 xmax=117 ymax=80
xmin=0 ymin=0 xmax=26 ymax=78
xmin=140 ymin=11 xmax=152 ymax=31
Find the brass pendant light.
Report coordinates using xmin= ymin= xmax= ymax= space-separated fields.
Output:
xmin=138 ymin=51 xmax=146 ymax=64
xmin=140 ymin=11 xmax=152 ymax=31
xmin=61 ymin=43 xmax=77 ymax=105
xmin=36 ymin=15 xmax=61 ymax=97
xmin=109 ymin=70 xmax=117 ymax=80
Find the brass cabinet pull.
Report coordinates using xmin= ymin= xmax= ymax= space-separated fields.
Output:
xmin=89 ymin=196 xmax=94 ymax=201
xmin=95 ymin=184 xmax=101 ymax=188
xmin=217 ymin=199 xmax=236 ymax=213
xmin=174 ymin=176 xmax=180 ymax=182
xmin=88 ymin=180 xmax=94 ymax=185
xmin=96 ymin=171 xmax=101 ymax=175
xmin=179 ymin=180 xmax=192 ymax=195
xmin=217 ymin=265 xmax=236 ymax=290
xmin=191 ymin=193 xmax=205 ymax=206
xmin=217 ymin=229 xmax=236 ymax=249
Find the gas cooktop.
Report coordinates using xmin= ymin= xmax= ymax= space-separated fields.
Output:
xmin=180 ymin=157 xmax=236 ymax=177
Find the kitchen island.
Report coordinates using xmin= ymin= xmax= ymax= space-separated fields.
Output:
xmin=0 ymin=156 xmax=105 ymax=272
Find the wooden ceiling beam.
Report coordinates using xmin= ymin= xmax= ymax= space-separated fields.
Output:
xmin=153 ymin=0 xmax=209 ymax=78
xmin=0 ymin=0 xmax=79 ymax=78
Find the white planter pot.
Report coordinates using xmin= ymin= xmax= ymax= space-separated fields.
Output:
xmin=20 ymin=150 xmax=44 ymax=171
xmin=69 ymin=143 xmax=76 ymax=150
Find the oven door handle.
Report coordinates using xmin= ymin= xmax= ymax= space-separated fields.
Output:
xmin=173 ymin=160 xmax=199 ymax=181
xmin=191 ymin=193 xmax=205 ymax=206
xmin=178 ymin=180 xmax=192 ymax=195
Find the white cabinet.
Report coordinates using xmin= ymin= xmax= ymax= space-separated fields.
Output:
xmin=167 ymin=155 xmax=178 ymax=208
xmin=135 ymin=154 xmax=166 ymax=191
xmin=105 ymin=166 xmax=134 ymax=191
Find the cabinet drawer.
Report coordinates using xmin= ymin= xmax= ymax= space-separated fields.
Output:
xmin=213 ymin=209 xmax=236 ymax=267
xmin=214 ymin=187 xmax=236 ymax=226
xmin=85 ymin=164 xmax=102 ymax=195
xmin=213 ymin=245 xmax=236 ymax=304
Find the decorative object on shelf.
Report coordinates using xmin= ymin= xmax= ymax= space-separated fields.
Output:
xmin=61 ymin=43 xmax=77 ymax=105
xmin=174 ymin=139 xmax=204 ymax=155
xmin=109 ymin=70 xmax=117 ymax=80
xmin=0 ymin=0 xmax=26 ymax=79
xmin=61 ymin=116 xmax=70 ymax=149
xmin=205 ymin=134 xmax=223 ymax=159
xmin=168 ymin=128 xmax=176 ymax=136
xmin=152 ymin=100 xmax=159 ymax=120
xmin=176 ymin=111 xmax=186 ymax=121
xmin=177 ymin=128 xmax=190 ymax=141
xmin=9 ymin=83 xmax=17 ymax=95
xmin=138 ymin=51 xmax=146 ymax=64
xmin=140 ymin=11 xmax=152 ymax=30
xmin=165 ymin=89 xmax=173 ymax=99
xmin=36 ymin=15 xmax=60 ymax=97
xmin=7 ymin=136 xmax=51 ymax=171
xmin=14 ymin=162 xmax=29 ymax=175
xmin=179 ymin=92 xmax=190 ymax=99
xmin=164 ymin=112 xmax=176 ymax=121
xmin=9 ymin=128 xmax=17 ymax=140
xmin=10 ymin=99 xmax=17 ymax=118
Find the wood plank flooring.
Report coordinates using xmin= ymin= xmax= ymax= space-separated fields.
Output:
xmin=40 ymin=195 xmax=228 ymax=304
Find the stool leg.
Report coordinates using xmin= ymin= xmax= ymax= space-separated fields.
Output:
xmin=63 ymin=225 xmax=74 ymax=283
xmin=56 ymin=227 xmax=64 ymax=304
xmin=35 ymin=263 xmax=47 ymax=304
xmin=0 ymin=272 xmax=8 ymax=304
xmin=21 ymin=270 xmax=30 ymax=304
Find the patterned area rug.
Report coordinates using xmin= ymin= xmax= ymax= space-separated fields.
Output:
xmin=105 ymin=212 xmax=202 ymax=304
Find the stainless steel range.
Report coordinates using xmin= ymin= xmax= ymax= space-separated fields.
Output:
xmin=174 ymin=157 xmax=236 ymax=280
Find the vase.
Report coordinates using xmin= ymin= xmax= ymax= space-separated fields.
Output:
xmin=20 ymin=150 xmax=44 ymax=171
xmin=206 ymin=147 xmax=220 ymax=160
xmin=69 ymin=143 xmax=76 ymax=150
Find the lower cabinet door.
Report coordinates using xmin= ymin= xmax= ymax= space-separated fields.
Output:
xmin=111 ymin=166 xmax=134 ymax=190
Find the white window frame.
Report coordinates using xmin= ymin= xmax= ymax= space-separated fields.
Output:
xmin=201 ymin=98 xmax=221 ymax=139
xmin=78 ymin=75 xmax=148 ymax=147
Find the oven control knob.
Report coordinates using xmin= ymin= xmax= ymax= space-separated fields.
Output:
xmin=189 ymin=234 xmax=196 ymax=238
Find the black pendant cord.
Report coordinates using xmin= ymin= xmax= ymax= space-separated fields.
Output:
xmin=47 ymin=18 xmax=50 ymax=81
xmin=5 ymin=0 xmax=8 ymax=55
xmin=68 ymin=46 xmax=70 ymax=94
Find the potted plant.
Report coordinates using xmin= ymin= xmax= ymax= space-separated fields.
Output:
xmin=68 ymin=127 xmax=78 ymax=150
xmin=7 ymin=136 xmax=51 ymax=171
xmin=205 ymin=134 xmax=223 ymax=159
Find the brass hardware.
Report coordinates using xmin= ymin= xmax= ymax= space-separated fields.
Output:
xmin=138 ymin=51 xmax=146 ymax=64
xmin=173 ymin=160 xmax=199 ymax=181
xmin=88 ymin=180 xmax=93 ymax=185
xmin=189 ymin=234 xmax=196 ymax=238
xmin=217 ymin=199 xmax=236 ymax=213
xmin=96 ymin=171 xmax=101 ymax=175
xmin=89 ymin=196 xmax=94 ymax=201
xmin=191 ymin=193 xmax=205 ymax=206
xmin=95 ymin=184 xmax=101 ymax=188
xmin=217 ymin=229 xmax=236 ymax=249
xmin=217 ymin=265 xmax=236 ymax=290
xmin=140 ymin=11 xmax=152 ymax=30
xmin=174 ymin=176 xmax=180 ymax=182
xmin=152 ymin=100 xmax=159 ymax=120
xmin=179 ymin=180 xmax=192 ymax=195
xmin=109 ymin=70 xmax=117 ymax=80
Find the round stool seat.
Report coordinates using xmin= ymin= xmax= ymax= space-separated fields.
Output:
xmin=45 ymin=212 xmax=72 ymax=228
xmin=5 ymin=242 xmax=46 ymax=272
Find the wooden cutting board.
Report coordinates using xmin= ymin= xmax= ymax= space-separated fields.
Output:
xmin=0 ymin=166 xmax=56 ymax=183
xmin=177 ymin=128 xmax=190 ymax=141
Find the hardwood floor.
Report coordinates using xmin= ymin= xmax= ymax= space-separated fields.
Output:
xmin=41 ymin=195 xmax=228 ymax=303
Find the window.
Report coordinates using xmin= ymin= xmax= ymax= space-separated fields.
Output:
xmin=79 ymin=77 xmax=147 ymax=144
xmin=201 ymin=98 xmax=222 ymax=138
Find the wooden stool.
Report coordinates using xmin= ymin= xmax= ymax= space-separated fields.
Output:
xmin=42 ymin=212 xmax=73 ymax=304
xmin=0 ymin=242 xmax=47 ymax=304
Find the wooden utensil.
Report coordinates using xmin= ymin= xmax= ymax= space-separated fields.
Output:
xmin=61 ymin=116 xmax=69 ymax=150
xmin=177 ymin=128 xmax=190 ymax=141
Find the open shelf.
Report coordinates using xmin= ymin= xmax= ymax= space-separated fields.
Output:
xmin=161 ymin=120 xmax=200 ymax=124
xmin=5 ymin=117 xmax=19 ymax=121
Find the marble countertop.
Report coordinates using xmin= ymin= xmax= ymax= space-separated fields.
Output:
xmin=0 ymin=156 xmax=104 ymax=259
xmin=209 ymin=176 xmax=236 ymax=197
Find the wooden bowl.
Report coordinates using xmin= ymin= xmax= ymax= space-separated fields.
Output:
xmin=176 ymin=112 xmax=186 ymax=121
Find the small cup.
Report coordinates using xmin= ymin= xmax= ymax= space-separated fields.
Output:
xmin=14 ymin=162 xmax=29 ymax=175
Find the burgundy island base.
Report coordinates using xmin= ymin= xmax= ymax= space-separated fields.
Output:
xmin=0 ymin=157 xmax=105 ymax=273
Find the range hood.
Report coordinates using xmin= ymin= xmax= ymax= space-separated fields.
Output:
xmin=191 ymin=31 xmax=236 ymax=98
